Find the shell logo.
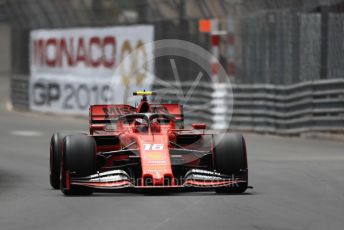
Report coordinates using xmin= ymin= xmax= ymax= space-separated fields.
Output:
xmin=146 ymin=152 xmax=164 ymax=160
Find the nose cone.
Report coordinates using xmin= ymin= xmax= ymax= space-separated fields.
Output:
xmin=138 ymin=134 xmax=174 ymax=186
xmin=152 ymin=171 xmax=164 ymax=184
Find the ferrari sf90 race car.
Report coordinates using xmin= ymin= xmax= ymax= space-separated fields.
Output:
xmin=50 ymin=91 xmax=248 ymax=195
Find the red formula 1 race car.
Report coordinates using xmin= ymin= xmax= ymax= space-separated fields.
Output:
xmin=50 ymin=91 xmax=248 ymax=195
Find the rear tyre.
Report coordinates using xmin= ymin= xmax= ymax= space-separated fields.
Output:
xmin=50 ymin=132 xmax=70 ymax=189
xmin=60 ymin=135 xmax=96 ymax=195
xmin=214 ymin=133 xmax=248 ymax=193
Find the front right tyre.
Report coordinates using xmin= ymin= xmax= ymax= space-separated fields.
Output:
xmin=60 ymin=135 xmax=96 ymax=195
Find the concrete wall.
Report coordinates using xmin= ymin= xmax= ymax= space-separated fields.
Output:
xmin=0 ymin=23 xmax=10 ymax=76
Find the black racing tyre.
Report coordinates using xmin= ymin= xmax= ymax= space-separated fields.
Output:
xmin=60 ymin=135 xmax=96 ymax=196
xmin=214 ymin=133 xmax=248 ymax=193
xmin=50 ymin=132 xmax=70 ymax=189
xmin=50 ymin=132 xmax=87 ymax=189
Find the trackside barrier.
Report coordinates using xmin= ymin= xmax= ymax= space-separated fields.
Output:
xmin=10 ymin=75 xmax=344 ymax=135
xmin=153 ymin=79 xmax=344 ymax=134
xmin=229 ymin=79 xmax=344 ymax=134
xmin=11 ymin=74 xmax=29 ymax=110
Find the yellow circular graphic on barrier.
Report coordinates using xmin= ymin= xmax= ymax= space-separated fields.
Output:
xmin=119 ymin=40 xmax=148 ymax=103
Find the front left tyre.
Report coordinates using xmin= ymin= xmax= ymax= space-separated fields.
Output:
xmin=213 ymin=133 xmax=248 ymax=193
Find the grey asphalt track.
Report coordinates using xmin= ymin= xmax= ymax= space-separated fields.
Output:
xmin=0 ymin=77 xmax=344 ymax=230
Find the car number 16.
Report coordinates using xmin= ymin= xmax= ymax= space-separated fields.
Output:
xmin=143 ymin=144 xmax=164 ymax=151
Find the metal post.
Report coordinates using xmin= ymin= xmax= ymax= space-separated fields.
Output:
xmin=320 ymin=5 xmax=329 ymax=80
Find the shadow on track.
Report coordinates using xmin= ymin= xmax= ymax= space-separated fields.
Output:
xmin=54 ymin=189 xmax=257 ymax=197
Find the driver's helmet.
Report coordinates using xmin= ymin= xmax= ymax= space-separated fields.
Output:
xmin=134 ymin=118 xmax=149 ymax=133
xmin=151 ymin=121 xmax=161 ymax=133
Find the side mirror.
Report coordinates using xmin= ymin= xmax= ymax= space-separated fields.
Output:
xmin=192 ymin=124 xmax=207 ymax=130
xmin=90 ymin=124 xmax=106 ymax=131
xmin=106 ymin=124 xmax=117 ymax=131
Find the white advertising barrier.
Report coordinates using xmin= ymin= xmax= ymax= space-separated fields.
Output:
xmin=29 ymin=25 xmax=154 ymax=115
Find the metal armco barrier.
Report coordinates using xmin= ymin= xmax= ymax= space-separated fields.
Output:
xmin=230 ymin=79 xmax=344 ymax=134
xmin=155 ymin=79 xmax=344 ymax=134
xmin=11 ymin=74 xmax=29 ymax=110
xmin=10 ymin=76 xmax=344 ymax=135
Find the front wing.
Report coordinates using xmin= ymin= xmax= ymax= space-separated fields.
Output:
xmin=68 ymin=169 xmax=247 ymax=190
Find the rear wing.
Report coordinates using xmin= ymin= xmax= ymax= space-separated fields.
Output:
xmin=90 ymin=104 xmax=136 ymax=123
xmin=150 ymin=104 xmax=184 ymax=128
xmin=89 ymin=103 xmax=184 ymax=133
